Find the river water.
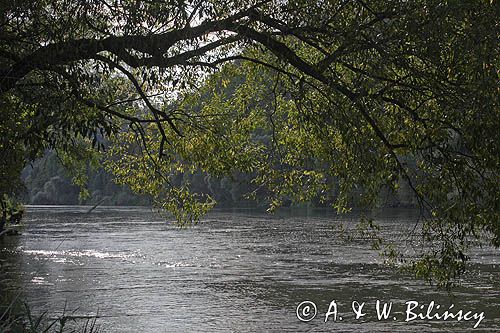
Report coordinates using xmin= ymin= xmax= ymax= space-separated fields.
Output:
xmin=0 ymin=206 xmax=498 ymax=332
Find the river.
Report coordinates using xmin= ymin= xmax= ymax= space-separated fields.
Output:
xmin=0 ymin=206 xmax=498 ymax=332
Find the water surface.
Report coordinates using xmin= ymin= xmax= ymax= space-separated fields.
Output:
xmin=1 ymin=206 xmax=498 ymax=332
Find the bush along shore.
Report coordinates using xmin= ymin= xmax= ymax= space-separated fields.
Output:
xmin=0 ymin=196 xmax=24 ymax=237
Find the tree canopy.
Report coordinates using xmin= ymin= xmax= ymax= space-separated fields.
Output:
xmin=1 ymin=0 xmax=498 ymax=286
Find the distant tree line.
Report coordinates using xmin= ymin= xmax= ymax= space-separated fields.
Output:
xmin=20 ymin=150 xmax=418 ymax=209
xmin=21 ymin=151 xmax=148 ymax=206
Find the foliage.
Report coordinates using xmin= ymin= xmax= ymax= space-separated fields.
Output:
xmin=0 ymin=0 xmax=498 ymax=285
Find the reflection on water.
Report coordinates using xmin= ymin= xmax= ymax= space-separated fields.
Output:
xmin=0 ymin=206 xmax=499 ymax=332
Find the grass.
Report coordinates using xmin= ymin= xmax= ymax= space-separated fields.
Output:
xmin=0 ymin=301 xmax=101 ymax=333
